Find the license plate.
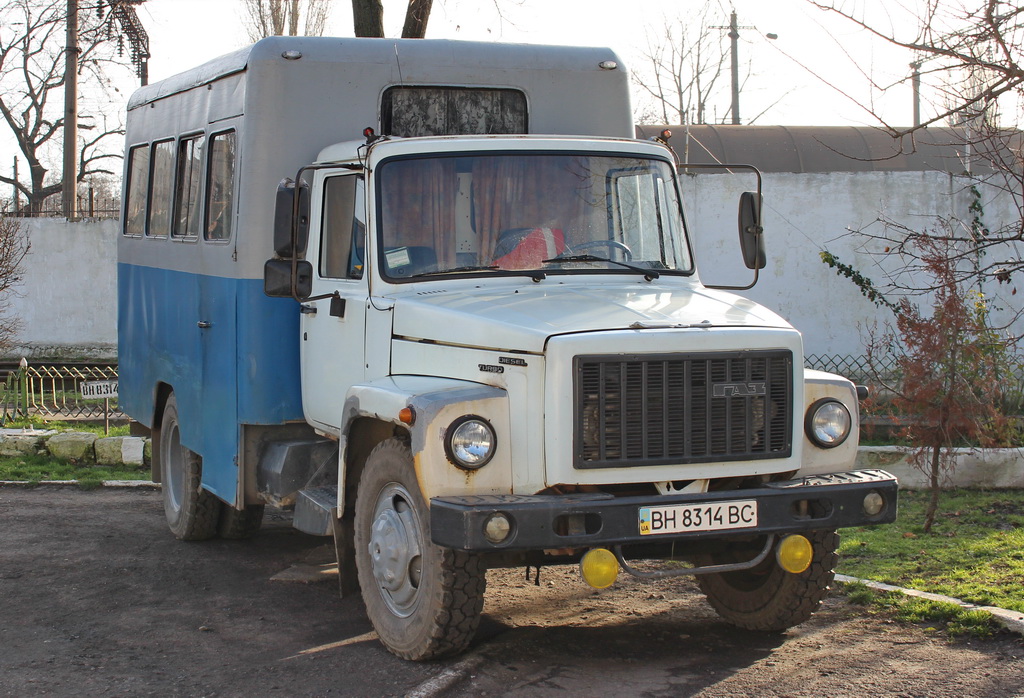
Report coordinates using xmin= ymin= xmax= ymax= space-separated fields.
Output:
xmin=639 ymin=500 xmax=758 ymax=535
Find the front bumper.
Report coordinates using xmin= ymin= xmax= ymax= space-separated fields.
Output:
xmin=430 ymin=469 xmax=897 ymax=552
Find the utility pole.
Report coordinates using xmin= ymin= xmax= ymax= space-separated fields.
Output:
xmin=62 ymin=0 xmax=79 ymax=220
xmin=714 ymin=11 xmax=773 ymax=125
xmin=12 ymin=158 xmax=20 ymax=211
xmin=910 ymin=61 xmax=922 ymax=127
xmin=728 ymin=11 xmax=740 ymax=125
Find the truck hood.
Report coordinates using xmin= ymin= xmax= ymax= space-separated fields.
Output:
xmin=390 ymin=280 xmax=792 ymax=353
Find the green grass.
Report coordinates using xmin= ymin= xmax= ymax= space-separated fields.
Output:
xmin=842 ymin=581 xmax=1003 ymax=639
xmin=2 ymin=416 xmax=130 ymax=437
xmin=0 ymin=418 xmax=148 ymax=486
xmin=838 ymin=489 xmax=1024 ymax=613
xmin=0 ymin=452 xmax=149 ymax=485
xmin=0 ymin=453 xmax=148 ymax=484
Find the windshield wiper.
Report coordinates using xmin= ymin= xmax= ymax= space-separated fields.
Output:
xmin=410 ymin=265 xmax=499 ymax=278
xmin=542 ymin=254 xmax=660 ymax=281
xmin=410 ymin=265 xmax=546 ymax=281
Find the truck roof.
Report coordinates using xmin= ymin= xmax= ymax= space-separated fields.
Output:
xmin=128 ymin=36 xmax=626 ymax=111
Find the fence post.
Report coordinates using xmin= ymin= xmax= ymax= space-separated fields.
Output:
xmin=18 ymin=357 xmax=28 ymax=418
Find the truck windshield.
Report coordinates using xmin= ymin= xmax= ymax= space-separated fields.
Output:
xmin=376 ymin=152 xmax=692 ymax=280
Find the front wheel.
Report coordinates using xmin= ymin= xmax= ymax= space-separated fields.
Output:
xmin=354 ymin=438 xmax=485 ymax=660
xmin=159 ymin=393 xmax=222 ymax=541
xmin=697 ymin=529 xmax=839 ymax=632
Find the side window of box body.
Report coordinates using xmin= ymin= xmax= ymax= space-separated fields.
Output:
xmin=147 ymin=139 xmax=175 ymax=238
xmin=205 ymin=130 xmax=237 ymax=242
xmin=123 ymin=144 xmax=150 ymax=237
xmin=172 ymin=133 xmax=205 ymax=239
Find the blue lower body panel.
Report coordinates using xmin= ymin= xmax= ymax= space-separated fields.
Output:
xmin=118 ymin=263 xmax=303 ymax=504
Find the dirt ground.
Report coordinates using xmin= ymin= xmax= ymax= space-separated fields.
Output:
xmin=2 ymin=486 xmax=1023 ymax=697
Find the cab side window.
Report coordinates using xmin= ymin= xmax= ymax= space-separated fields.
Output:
xmin=320 ymin=175 xmax=365 ymax=279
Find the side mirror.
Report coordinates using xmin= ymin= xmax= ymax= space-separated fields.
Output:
xmin=273 ymin=178 xmax=310 ymax=258
xmin=264 ymin=258 xmax=312 ymax=300
xmin=738 ymin=191 xmax=765 ymax=270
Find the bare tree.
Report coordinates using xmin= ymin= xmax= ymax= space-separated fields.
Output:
xmin=0 ymin=216 xmax=29 ymax=351
xmin=632 ymin=7 xmax=731 ymax=125
xmin=242 ymin=0 xmax=333 ymax=41
xmin=0 ymin=0 xmax=131 ymax=215
xmin=809 ymin=1 xmax=1024 ymax=289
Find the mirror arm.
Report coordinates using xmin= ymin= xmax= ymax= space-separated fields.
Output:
xmin=679 ymin=163 xmax=764 ymax=291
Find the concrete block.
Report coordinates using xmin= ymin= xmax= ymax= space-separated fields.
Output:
xmin=0 ymin=431 xmax=52 ymax=457
xmin=94 ymin=437 xmax=120 ymax=465
xmin=856 ymin=446 xmax=1024 ymax=489
xmin=122 ymin=437 xmax=146 ymax=466
xmin=45 ymin=432 xmax=97 ymax=463
xmin=94 ymin=436 xmax=147 ymax=466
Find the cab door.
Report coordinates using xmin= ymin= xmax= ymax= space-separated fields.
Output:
xmin=300 ymin=173 xmax=368 ymax=433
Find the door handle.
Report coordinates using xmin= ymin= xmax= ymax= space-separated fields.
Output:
xmin=197 ymin=321 xmax=212 ymax=329
xmin=300 ymin=304 xmax=317 ymax=315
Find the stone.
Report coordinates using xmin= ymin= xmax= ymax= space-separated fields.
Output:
xmin=45 ymin=432 xmax=97 ymax=463
xmin=121 ymin=437 xmax=146 ymax=466
xmin=0 ymin=433 xmax=48 ymax=457
xmin=94 ymin=436 xmax=147 ymax=466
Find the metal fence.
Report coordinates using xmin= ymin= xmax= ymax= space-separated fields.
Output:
xmin=0 ymin=363 xmax=123 ymax=424
xmin=806 ymin=353 xmax=1024 ymax=413
xmin=0 ymin=356 xmax=1020 ymax=424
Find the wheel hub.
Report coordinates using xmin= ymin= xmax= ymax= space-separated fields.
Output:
xmin=368 ymin=484 xmax=423 ymax=617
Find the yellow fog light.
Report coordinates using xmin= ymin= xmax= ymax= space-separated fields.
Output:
xmin=776 ymin=534 xmax=813 ymax=574
xmin=580 ymin=548 xmax=619 ymax=589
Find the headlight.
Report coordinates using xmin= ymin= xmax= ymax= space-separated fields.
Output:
xmin=444 ymin=416 xmax=496 ymax=469
xmin=805 ymin=398 xmax=852 ymax=448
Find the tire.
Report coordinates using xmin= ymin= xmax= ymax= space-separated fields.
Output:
xmin=697 ymin=529 xmax=839 ymax=632
xmin=218 ymin=504 xmax=265 ymax=539
xmin=159 ymin=394 xmax=222 ymax=541
xmin=354 ymin=438 xmax=485 ymax=661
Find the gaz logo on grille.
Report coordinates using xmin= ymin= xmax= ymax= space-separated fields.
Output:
xmin=713 ymin=382 xmax=766 ymax=397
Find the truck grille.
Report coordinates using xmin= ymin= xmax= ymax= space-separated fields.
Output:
xmin=574 ymin=351 xmax=793 ymax=469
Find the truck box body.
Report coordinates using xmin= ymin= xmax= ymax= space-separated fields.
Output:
xmin=119 ymin=38 xmax=632 ymax=503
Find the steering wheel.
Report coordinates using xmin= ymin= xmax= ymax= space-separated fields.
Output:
xmin=572 ymin=239 xmax=633 ymax=261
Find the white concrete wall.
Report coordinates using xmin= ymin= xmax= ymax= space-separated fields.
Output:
xmin=3 ymin=217 xmax=118 ymax=360
xmin=683 ymin=170 xmax=1023 ymax=358
xmin=2 ymin=168 xmax=1019 ymax=362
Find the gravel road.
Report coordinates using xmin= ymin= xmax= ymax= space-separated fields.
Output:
xmin=1 ymin=486 xmax=1022 ymax=697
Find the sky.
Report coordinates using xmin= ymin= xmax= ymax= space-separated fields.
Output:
xmin=0 ymin=0 xmax=972 ymax=189
xmin=131 ymin=0 xmax=928 ymax=128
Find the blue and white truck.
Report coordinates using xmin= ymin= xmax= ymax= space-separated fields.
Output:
xmin=118 ymin=37 xmax=897 ymax=660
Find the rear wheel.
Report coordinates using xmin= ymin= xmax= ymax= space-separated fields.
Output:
xmin=354 ymin=438 xmax=485 ymax=660
xmin=697 ymin=529 xmax=839 ymax=632
xmin=218 ymin=504 xmax=265 ymax=539
xmin=159 ymin=394 xmax=221 ymax=541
